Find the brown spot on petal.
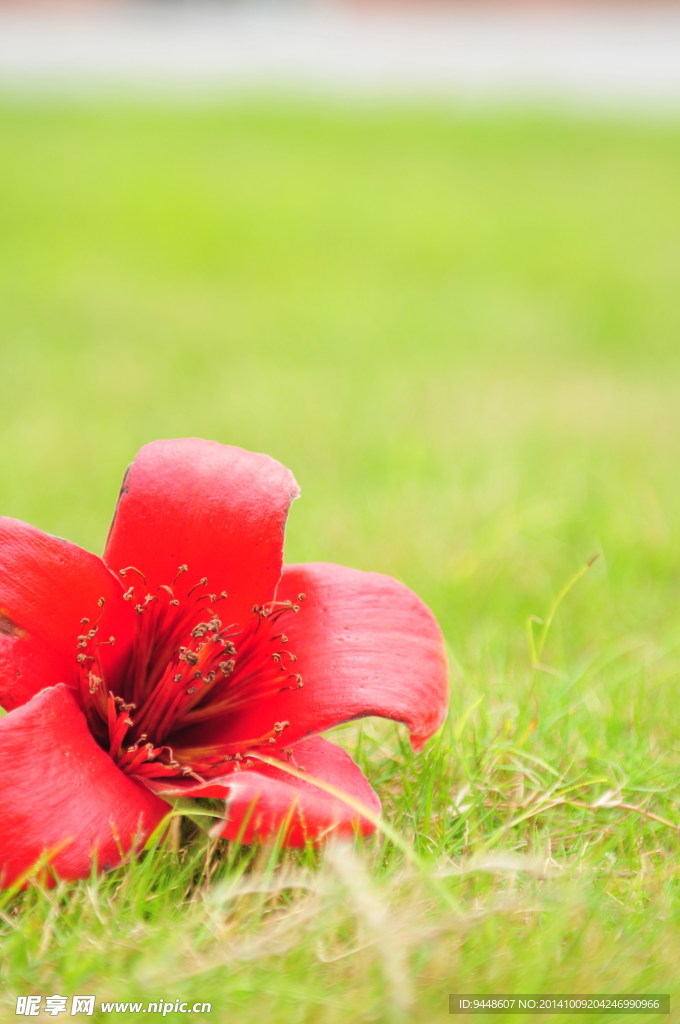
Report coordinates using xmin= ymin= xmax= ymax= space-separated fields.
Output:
xmin=0 ymin=610 xmax=24 ymax=637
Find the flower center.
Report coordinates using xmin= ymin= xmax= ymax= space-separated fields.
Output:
xmin=76 ymin=567 xmax=304 ymax=784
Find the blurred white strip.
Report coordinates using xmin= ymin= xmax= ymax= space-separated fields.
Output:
xmin=1 ymin=2 xmax=680 ymax=110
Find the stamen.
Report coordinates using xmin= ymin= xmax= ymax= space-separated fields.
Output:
xmin=75 ymin=574 xmax=308 ymax=782
xmin=187 ymin=577 xmax=208 ymax=598
xmin=119 ymin=566 xmax=147 ymax=584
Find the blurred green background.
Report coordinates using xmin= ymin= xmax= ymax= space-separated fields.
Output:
xmin=0 ymin=100 xmax=678 ymax=1021
xmin=2 ymin=103 xmax=680 ymax=670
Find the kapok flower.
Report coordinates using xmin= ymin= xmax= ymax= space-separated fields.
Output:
xmin=0 ymin=440 xmax=448 ymax=887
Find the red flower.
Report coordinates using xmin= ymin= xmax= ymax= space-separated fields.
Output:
xmin=0 ymin=440 xmax=448 ymax=887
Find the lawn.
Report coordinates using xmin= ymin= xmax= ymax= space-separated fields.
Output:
xmin=0 ymin=99 xmax=678 ymax=1024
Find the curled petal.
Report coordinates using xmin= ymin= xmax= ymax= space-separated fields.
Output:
xmin=152 ymin=736 xmax=380 ymax=847
xmin=0 ymin=518 xmax=130 ymax=711
xmin=0 ymin=685 xmax=169 ymax=887
xmin=104 ymin=439 xmax=300 ymax=628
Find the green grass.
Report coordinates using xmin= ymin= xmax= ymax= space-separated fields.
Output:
xmin=0 ymin=99 xmax=678 ymax=1023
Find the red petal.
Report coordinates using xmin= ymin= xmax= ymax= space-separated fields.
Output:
xmin=152 ymin=736 xmax=380 ymax=847
xmin=104 ymin=440 xmax=300 ymax=627
xmin=187 ymin=562 xmax=449 ymax=754
xmin=0 ymin=685 xmax=169 ymax=887
xmin=0 ymin=518 xmax=130 ymax=712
